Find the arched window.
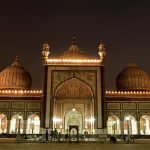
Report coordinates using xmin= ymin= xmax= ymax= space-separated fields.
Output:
xmin=140 ymin=115 xmax=150 ymax=135
xmin=10 ymin=114 xmax=23 ymax=134
xmin=124 ymin=115 xmax=137 ymax=135
xmin=0 ymin=113 xmax=7 ymax=133
xmin=107 ymin=115 xmax=121 ymax=135
xmin=26 ymin=114 xmax=40 ymax=134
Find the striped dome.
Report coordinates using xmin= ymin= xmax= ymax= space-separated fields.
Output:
xmin=0 ymin=56 xmax=32 ymax=90
xmin=116 ymin=63 xmax=150 ymax=91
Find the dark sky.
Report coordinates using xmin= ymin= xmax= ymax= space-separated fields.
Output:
xmin=0 ymin=0 xmax=150 ymax=90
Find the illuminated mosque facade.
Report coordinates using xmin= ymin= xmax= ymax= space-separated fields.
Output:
xmin=0 ymin=35 xmax=150 ymax=135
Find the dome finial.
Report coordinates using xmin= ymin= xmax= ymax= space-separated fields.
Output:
xmin=15 ymin=54 xmax=18 ymax=62
xmin=11 ymin=54 xmax=20 ymax=67
xmin=72 ymin=33 xmax=77 ymax=45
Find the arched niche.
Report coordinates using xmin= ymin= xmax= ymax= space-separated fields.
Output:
xmin=107 ymin=115 xmax=121 ymax=135
xmin=140 ymin=115 xmax=150 ymax=135
xmin=26 ymin=114 xmax=40 ymax=134
xmin=53 ymin=77 xmax=94 ymax=133
xmin=0 ymin=113 xmax=7 ymax=134
xmin=54 ymin=77 xmax=94 ymax=99
xmin=124 ymin=115 xmax=137 ymax=135
xmin=10 ymin=114 xmax=23 ymax=134
xmin=64 ymin=107 xmax=83 ymax=134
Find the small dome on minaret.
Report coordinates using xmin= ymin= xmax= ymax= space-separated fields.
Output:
xmin=42 ymin=42 xmax=50 ymax=59
xmin=98 ymin=42 xmax=106 ymax=64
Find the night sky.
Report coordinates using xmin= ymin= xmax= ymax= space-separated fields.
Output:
xmin=0 ymin=0 xmax=150 ymax=90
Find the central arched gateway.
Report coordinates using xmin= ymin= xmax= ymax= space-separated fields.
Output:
xmin=53 ymin=77 xmax=94 ymax=134
xmin=42 ymin=39 xmax=105 ymax=134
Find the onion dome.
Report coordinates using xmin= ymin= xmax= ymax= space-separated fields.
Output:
xmin=0 ymin=56 xmax=32 ymax=90
xmin=59 ymin=34 xmax=92 ymax=60
xmin=116 ymin=63 xmax=150 ymax=91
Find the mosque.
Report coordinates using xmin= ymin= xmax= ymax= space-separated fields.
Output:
xmin=0 ymin=35 xmax=150 ymax=136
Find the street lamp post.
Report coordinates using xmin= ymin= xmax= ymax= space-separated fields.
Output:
xmin=113 ymin=121 xmax=116 ymax=136
xmin=126 ymin=117 xmax=130 ymax=135
xmin=143 ymin=123 xmax=146 ymax=135
xmin=85 ymin=117 xmax=95 ymax=134
xmin=16 ymin=116 xmax=22 ymax=141
xmin=31 ymin=119 xmax=34 ymax=137
xmin=126 ymin=116 xmax=131 ymax=143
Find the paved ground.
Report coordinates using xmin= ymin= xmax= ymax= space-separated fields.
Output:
xmin=0 ymin=138 xmax=150 ymax=150
xmin=0 ymin=143 xmax=150 ymax=150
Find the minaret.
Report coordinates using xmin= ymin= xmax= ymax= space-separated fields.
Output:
xmin=98 ymin=42 xmax=106 ymax=130
xmin=41 ymin=42 xmax=50 ymax=128
xmin=42 ymin=42 xmax=50 ymax=63
xmin=98 ymin=42 xmax=106 ymax=65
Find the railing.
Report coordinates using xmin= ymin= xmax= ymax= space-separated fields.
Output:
xmin=18 ymin=134 xmax=132 ymax=143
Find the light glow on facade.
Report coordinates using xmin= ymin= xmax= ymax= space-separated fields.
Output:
xmin=53 ymin=117 xmax=62 ymax=123
xmin=106 ymin=90 xmax=150 ymax=96
xmin=0 ymin=90 xmax=42 ymax=96
xmin=47 ymin=58 xmax=101 ymax=64
xmin=85 ymin=117 xmax=95 ymax=123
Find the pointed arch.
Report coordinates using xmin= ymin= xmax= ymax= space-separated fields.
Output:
xmin=53 ymin=77 xmax=94 ymax=134
xmin=124 ymin=115 xmax=137 ymax=135
xmin=64 ymin=108 xmax=83 ymax=133
xmin=0 ymin=113 xmax=7 ymax=133
xmin=10 ymin=114 xmax=23 ymax=134
xmin=107 ymin=115 xmax=121 ymax=135
xmin=26 ymin=114 xmax=40 ymax=134
xmin=54 ymin=77 xmax=94 ymax=99
xmin=140 ymin=115 xmax=150 ymax=135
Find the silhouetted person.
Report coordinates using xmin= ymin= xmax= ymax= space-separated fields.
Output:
xmin=53 ymin=128 xmax=58 ymax=140
xmin=46 ymin=128 xmax=49 ymax=141
xmin=50 ymin=128 xmax=54 ymax=140
xmin=58 ymin=132 xmax=61 ymax=142
xmin=109 ymin=136 xmax=117 ymax=143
